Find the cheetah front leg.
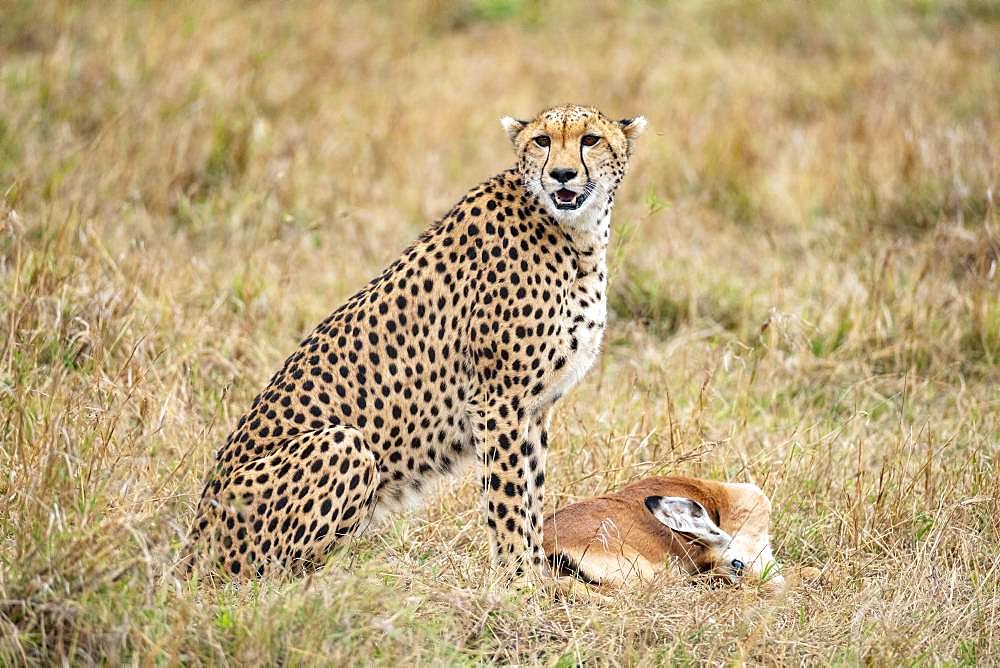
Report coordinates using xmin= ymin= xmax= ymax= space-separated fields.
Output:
xmin=523 ymin=408 xmax=551 ymax=560
xmin=475 ymin=407 xmax=549 ymax=578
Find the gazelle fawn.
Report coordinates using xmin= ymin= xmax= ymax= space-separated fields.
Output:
xmin=543 ymin=476 xmax=783 ymax=588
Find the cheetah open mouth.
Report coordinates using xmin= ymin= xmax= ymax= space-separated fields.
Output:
xmin=551 ymin=188 xmax=588 ymax=210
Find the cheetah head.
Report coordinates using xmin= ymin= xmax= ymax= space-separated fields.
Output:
xmin=500 ymin=104 xmax=646 ymax=227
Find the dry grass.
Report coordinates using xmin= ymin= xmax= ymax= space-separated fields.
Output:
xmin=1 ymin=0 xmax=999 ymax=664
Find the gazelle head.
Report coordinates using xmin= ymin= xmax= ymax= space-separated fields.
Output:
xmin=644 ymin=492 xmax=782 ymax=585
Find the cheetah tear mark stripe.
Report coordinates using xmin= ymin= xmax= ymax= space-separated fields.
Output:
xmin=539 ymin=144 xmax=550 ymax=198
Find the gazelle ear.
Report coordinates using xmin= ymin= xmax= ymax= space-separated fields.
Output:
xmin=500 ymin=116 xmax=528 ymax=144
xmin=644 ymin=496 xmax=730 ymax=547
xmin=618 ymin=116 xmax=648 ymax=153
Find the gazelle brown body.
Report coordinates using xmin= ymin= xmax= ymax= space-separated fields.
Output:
xmin=542 ymin=476 xmax=782 ymax=587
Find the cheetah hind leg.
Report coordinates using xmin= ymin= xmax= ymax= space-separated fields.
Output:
xmin=202 ymin=425 xmax=379 ymax=578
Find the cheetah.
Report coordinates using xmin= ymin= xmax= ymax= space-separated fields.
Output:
xmin=184 ymin=104 xmax=647 ymax=579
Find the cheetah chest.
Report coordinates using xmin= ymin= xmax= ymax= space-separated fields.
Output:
xmin=543 ymin=258 xmax=608 ymax=407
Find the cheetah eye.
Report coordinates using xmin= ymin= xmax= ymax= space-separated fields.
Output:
xmin=581 ymin=134 xmax=600 ymax=147
xmin=533 ymin=135 xmax=551 ymax=148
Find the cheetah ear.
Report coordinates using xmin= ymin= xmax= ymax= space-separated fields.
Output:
xmin=500 ymin=116 xmax=528 ymax=144
xmin=618 ymin=116 xmax=648 ymax=153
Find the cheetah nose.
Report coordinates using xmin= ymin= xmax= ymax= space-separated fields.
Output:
xmin=549 ymin=168 xmax=577 ymax=184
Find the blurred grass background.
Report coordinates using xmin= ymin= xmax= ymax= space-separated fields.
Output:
xmin=1 ymin=0 xmax=998 ymax=664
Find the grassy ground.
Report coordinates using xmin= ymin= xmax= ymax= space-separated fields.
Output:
xmin=1 ymin=0 xmax=998 ymax=664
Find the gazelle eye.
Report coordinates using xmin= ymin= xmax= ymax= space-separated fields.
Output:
xmin=731 ymin=559 xmax=745 ymax=574
xmin=581 ymin=134 xmax=600 ymax=146
xmin=533 ymin=135 xmax=551 ymax=147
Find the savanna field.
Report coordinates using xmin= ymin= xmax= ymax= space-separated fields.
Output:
xmin=1 ymin=0 xmax=999 ymax=664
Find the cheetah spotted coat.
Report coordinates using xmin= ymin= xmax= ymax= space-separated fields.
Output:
xmin=185 ymin=104 xmax=646 ymax=578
